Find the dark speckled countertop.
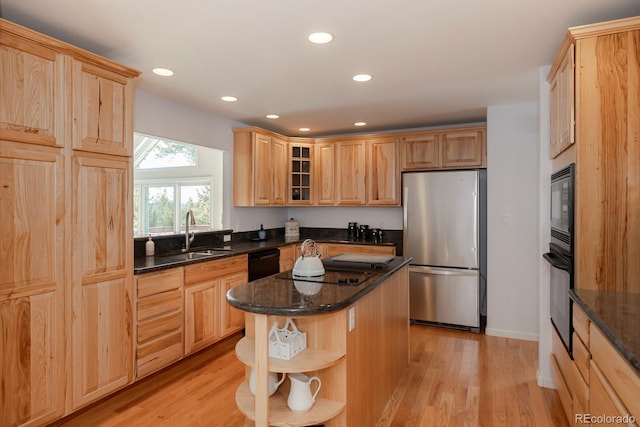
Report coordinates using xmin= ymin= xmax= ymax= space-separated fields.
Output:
xmin=226 ymin=256 xmax=411 ymax=316
xmin=570 ymin=289 xmax=640 ymax=375
xmin=134 ymin=236 xmax=397 ymax=274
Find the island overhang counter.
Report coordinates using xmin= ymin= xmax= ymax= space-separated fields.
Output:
xmin=226 ymin=256 xmax=412 ymax=427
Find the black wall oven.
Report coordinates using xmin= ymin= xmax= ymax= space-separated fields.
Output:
xmin=544 ymin=163 xmax=575 ymax=357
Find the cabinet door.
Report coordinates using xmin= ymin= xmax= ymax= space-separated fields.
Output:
xmin=73 ymin=60 xmax=133 ymax=156
xmin=0 ymin=142 xmax=65 ymax=425
xmin=557 ymin=47 xmax=575 ymax=157
xmin=72 ymin=153 xmax=133 ymax=409
xmin=399 ymin=133 xmax=440 ymax=170
xmin=253 ymin=133 xmax=272 ymax=205
xmin=0 ymin=31 xmax=66 ymax=147
xmin=441 ymin=129 xmax=485 ymax=168
xmin=271 ymin=136 xmax=287 ymax=205
xmin=367 ymin=137 xmax=400 ymax=205
xmin=549 ymin=73 xmax=561 ymax=158
xmin=185 ymin=280 xmax=221 ymax=355
xmin=315 ymin=142 xmax=336 ymax=205
xmin=220 ymin=271 xmax=249 ymax=337
xmin=288 ymin=143 xmax=313 ymax=205
xmin=336 ymin=139 xmax=366 ymax=205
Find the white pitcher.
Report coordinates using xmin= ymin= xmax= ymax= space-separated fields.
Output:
xmin=287 ymin=373 xmax=322 ymax=413
xmin=248 ymin=368 xmax=286 ymax=397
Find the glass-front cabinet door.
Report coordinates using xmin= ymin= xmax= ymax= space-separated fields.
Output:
xmin=288 ymin=142 xmax=314 ymax=204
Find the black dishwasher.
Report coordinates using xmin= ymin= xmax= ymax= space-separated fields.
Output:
xmin=248 ymin=248 xmax=280 ymax=281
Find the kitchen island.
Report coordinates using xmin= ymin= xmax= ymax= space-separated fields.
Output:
xmin=226 ymin=256 xmax=411 ymax=427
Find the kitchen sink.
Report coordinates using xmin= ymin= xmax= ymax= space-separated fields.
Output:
xmin=158 ymin=248 xmax=234 ymax=263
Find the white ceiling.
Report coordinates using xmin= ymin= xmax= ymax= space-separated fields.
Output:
xmin=2 ymin=0 xmax=639 ymax=137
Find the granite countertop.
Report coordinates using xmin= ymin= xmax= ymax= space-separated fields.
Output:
xmin=570 ymin=289 xmax=640 ymax=374
xmin=133 ymin=237 xmax=397 ymax=274
xmin=226 ymin=256 xmax=412 ymax=316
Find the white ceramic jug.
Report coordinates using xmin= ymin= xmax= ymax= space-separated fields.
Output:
xmin=287 ymin=373 xmax=322 ymax=413
xmin=248 ymin=368 xmax=286 ymax=397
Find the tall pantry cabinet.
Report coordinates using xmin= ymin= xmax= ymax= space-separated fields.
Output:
xmin=0 ymin=18 xmax=140 ymax=426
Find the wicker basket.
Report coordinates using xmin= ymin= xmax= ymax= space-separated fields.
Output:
xmin=268 ymin=318 xmax=307 ymax=360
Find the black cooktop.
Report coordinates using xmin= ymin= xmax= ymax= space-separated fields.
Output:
xmin=275 ymin=269 xmax=375 ymax=286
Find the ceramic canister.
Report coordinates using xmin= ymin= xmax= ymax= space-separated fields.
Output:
xmin=285 ymin=218 xmax=300 ymax=242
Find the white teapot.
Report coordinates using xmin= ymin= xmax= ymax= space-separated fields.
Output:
xmin=292 ymin=239 xmax=325 ymax=277
xmin=248 ymin=367 xmax=286 ymax=397
xmin=287 ymin=373 xmax=322 ymax=413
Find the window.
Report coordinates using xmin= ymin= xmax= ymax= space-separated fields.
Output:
xmin=133 ymin=133 xmax=223 ymax=237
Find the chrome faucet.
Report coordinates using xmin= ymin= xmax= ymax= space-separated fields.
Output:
xmin=184 ymin=209 xmax=196 ymax=252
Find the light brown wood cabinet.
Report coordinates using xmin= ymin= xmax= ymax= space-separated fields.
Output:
xmin=72 ymin=60 xmax=134 ymax=156
xmin=367 ymin=136 xmax=400 ymax=205
xmin=314 ymin=141 xmax=336 ymax=205
xmin=288 ymin=140 xmax=314 ymax=204
xmin=335 ymin=138 xmax=367 ymax=205
xmin=233 ymin=128 xmax=287 ymax=206
xmin=1 ymin=18 xmax=140 ymax=425
xmin=399 ymin=132 xmax=440 ymax=170
xmin=0 ymin=142 xmax=66 ymax=426
xmin=399 ymin=127 xmax=486 ymax=171
xmin=184 ymin=255 xmax=248 ymax=355
xmin=548 ymin=17 xmax=640 ymax=293
xmin=71 ymin=152 xmax=134 ymax=409
xmin=135 ymin=268 xmax=184 ymax=379
xmin=279 ymin=244 xmax=296 ymax=271
xmin=548 ymin=48 xmax=575 ymax=159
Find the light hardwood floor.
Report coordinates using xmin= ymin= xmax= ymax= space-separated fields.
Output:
xmin=51 ymin=325 xmax=568 ymax=427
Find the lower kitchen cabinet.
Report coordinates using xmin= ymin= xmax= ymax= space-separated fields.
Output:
xmin=279 ymin=244 xmax=296 ymax=272
xmin=135 ymin=268 xmax=184 ymax=379
xmin=184 ymin=255 xmax=248 ymax=355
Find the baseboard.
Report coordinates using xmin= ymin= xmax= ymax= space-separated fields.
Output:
xmin=537 ymin=370 xmax=556 ymax=388
xmin=485 ymin=327 xmax=538 ymax=342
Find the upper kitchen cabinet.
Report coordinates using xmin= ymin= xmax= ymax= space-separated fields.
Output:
xmin=335 ymin=138 xmax=367 ymax=205
xmin=548 ymin=17 xmax=640 ymax=293
xmin=548 ymin=48 xmax=575 ymax=159
xmin=441 ymin=128 xmax=485 ymax=168
xmin=367 ymin=136 xmax=400 ymax=205
xmin=399 ymin=132 xmax=440 ymax=170
xmin=233 ymin=128 xmax=287 ymax=206
xmin=314 ymin=141 xmax=336 ymax=205
xmin=0 ymin=20 xmax=67 ymax=148
xmin=72 ymin=60 xmax=135 ymax=156
xmin=288 ymin=138 xmax=314 ymax=205
xmin=398 ymin=126 xmax=486 ymax=171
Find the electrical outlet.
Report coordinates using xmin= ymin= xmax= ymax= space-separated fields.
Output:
xmin=223 ymin=234 xmax=231 ymax=242
xmin=349 ymin=307 xmax=355 ymax=331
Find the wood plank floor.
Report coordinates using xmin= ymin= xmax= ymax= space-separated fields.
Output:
xmin=50 ymin=325 xmax=568 ymax=427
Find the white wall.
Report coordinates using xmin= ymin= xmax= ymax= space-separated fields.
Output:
xmin=134 ymin=89 xmax=288 ymax=232
xmin=287 ymin=207 xmax=403 ymax=230
xmin=485 ymin=102 xmax=540 ymax=341
xmin=537 ymin=66 xmax=554 ymax=388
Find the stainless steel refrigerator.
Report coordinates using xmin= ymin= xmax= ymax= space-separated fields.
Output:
xmin=403 ymin=170 xmax=487 ymax=332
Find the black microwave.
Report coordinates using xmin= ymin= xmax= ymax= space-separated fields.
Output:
xmin=550 ymin=163 xmax=575 ymax=254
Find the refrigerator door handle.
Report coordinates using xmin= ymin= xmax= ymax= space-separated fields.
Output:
xmin=409 ymin=266 xmax=477 ymax=277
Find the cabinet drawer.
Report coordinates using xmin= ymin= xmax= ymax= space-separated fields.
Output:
xmin=591 ymin=325 xmax=640 ymax=421
xmin=137 ymin=289 xmax=182 ymax=322
xmin=184 ymin=255 xmax=247 ymax=285
xmin=590 ymin=361 xmax=637 ymax=426
xmin=572 ymin=359 xmax=589 ymax=418
xmin=573 ymin=331 xmax=590 ymax=385
xmin=137 ymin=310 xmax=183 ymax=344
xmin=573 ymin=304 xmax=590 ymax=347
xmin=136 ymin=330 xmax=183 ymax=378
xmin=551 ymin=353 xmax=572 ymax=423
xmin=137 ymin=268 xmax=183 ymax=298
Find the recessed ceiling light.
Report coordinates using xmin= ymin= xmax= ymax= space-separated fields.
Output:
xmin=299 ymin=127 xmax=311 ymax=132
xmin=152 ymin=67 xmax=174 ymax=77
xmin=221 ymin=96 xmax=238 ymax=102
xmin=266 ymin=114 xmax=280 ymax=119
xmin=308 ymin=32 xmax=334 ymax=44
xmin=354 ymin=122 xmax=367 ymax=127
xmin=353 ymin=74 xmax=372 ymax=82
